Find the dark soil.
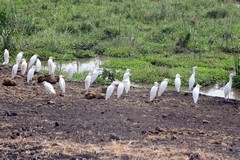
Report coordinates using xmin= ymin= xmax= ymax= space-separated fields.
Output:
xmin=0 ymin=65 xmax=240 ymax=159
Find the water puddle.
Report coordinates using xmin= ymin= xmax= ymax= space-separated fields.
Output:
xmin=42 ymin=57 xmax=240 ymax=100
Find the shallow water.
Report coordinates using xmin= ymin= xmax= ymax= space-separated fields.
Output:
xmin=43 ymin=57 xmax=240 ymax=100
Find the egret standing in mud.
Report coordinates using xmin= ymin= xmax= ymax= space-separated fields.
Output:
xmin=117 ymin=80 xmax=125 ymax=98
xmin=158 ymin=79 xmax=169 ymax=97
xmin=67 ymin=63 xmax=74 ymax=80
xmin=48 ymin=57 xmax=56 ymax=75
xmin=59 ymin=75 xmax=66 ymax=93
xmin=224 ymin=73 xmax=234 ymax=100
xmin=189 ymin=66 xmax=197 ymax=90
xmin=21 ymin=59 xmax=27 ymax=75
xmin=3 ymin=49 xmax=9 ymax=65
xmin=43 ymin=81 xmax=56 ymax=94
xmin=16 ymin=51 xmax=24 ymax=65
xmin=175 ymin=74 xmax=182 ymax=93
xmin=85 ymin=72 xmax=92 ymax=91
xmin=124 ymin=78 xmax=131 ymax=94
xmin=36 ymin=58 xmax=41 ymax=73
xmin=106 ymin=82 xmax=117 ymax=100
xmin=192 ymin=84 xmax=201 ymax=104
xmin=28 ymin=54 xmax=38 ymax=69
xmin=11 ymin=63 xmax=19 ymax=79
xmin=150 ymin=82 xmax=159 ymax=101
xmin=27 ymin=66 xmax=36 ymax=83
xmin=91 ymin=67 xmax=100 ymax=84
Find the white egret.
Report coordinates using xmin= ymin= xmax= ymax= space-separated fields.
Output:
xmin=91 ymin=68 xmax=100 ymax=84
xmin=174 ymin=74 xmax=182 ymax=92
xmin=16 ymin=51 xmax=24 ymax=65
xmin=21 ymin=59 xmax=28 ymax=75
xmin=123 ymin=78 xmax=131 ymax=94
xmin=158 ymin=79 xmax=169 ymax=97
xmin=192 ymin=84 xmax=201 ymax=104
xmin=223 ymin=73 xmax=234 ymax=100
xmin=67 ymin=63 xmax=74 ymax=80
xmin=117 ymin=80 xmax=125 ymax=98
xmin=27 ymin=66 xmax=36 ymax=83
xmin=36 ymin=58 xmax=41 ymax=72
xmin=28 ymin=54 xmax=38 ymax=69
xmin=3 ymin=49 xmax=9 ymax=65
xmin=48 ymin=57 xmax=56 ymax=75
xmin=85 ymin=72 xmax=92 ymax=90
xmin=43 ymin=81 xmax=56 ymax=94
xmin=106 ymin=82 xmax=116 ymax=100
xmin=150 ymin=82 xmax=159 ymax=101
xmin=11 ymin=63 xmax=19 ymax=79
xmin=189 ymin=66 xmax=197 ymax=90
xmin=123 ymin=69 xmax=131 ymax=80
xmin=59 ymin=75 xmax=66 ymax=93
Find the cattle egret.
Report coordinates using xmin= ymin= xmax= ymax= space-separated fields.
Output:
xmin=43 ymin=81 xmax=56 ymax=94
xmin=117 ymin=81 xmax=125 ymax=98
xmin=150 ymin=82 xmax=159 ymax=101
xmin=193 ymin=84 xmax=201 ymax=103
xmin=48 ymin=57 xmax=56 ymax=75
xmin=91 ymin=68 xmax=100 ymax=84
xmin=21 ymin=59 xmax=27 ymax=75
xmin=189 ymin=66 xmax=197 ymax=90
xmin=123 ymin=78 xmax=131 ymax=94
xmin=36 ymin=58 xmax=41 ymax=72
xmin=85 ymin=72 xmax=92 ymax=90
xmin=11 ymin=63 xmax=19 ymax=79
xmin=224 ymin=73 xmax=234 ymax=100
xmin=16 ymin=51 xmax=24 ymax=65
xmin=158 ymin=79 xmax=169 ymax=97
xmin=175 ymin=74 xmax=181 ymax=92
xmin=106 ymin=82 xmax=116 ymax=100
xmin=28 ymin=54 xmax=38 ymax=69
xmin=3 ymin=49 xmax=9 ymax=65
xmin=59 ymin=75 xmax=65 ymax=93
xmin=27 ymin=66 xmax=36 ymax=83
xmin=123 ymin=69 xmax=131 ymax=80
xmin=68 ymin=63 xmax=74 ymax=80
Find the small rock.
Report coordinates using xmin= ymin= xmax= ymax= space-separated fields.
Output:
xmin=96 ymin=93 xmax=105 ymax=99
xmin=4 ymin=110 xmax=18 ymax=116
xmin=2 ymin=78 xmax=17 ymax=86
xmin=141 ymin=130 xmax=147 ymax=134
xmin=162 ymin=114 xmax=168 ymax=118
xmin=47 ymin=101 xmax=55 ymax=105
xmin=188 ymin=153 xmax=200 ymax=160
xmin=85 ymin=92 xmax=96 ymax=99
xmin=202 ymin=120 xmax=210 ymax=124
xmin=54 ymin=122 xmax=60 ymax=127
xmin=171 ymin=135 xmax=178 ymax=140
xmin=59 ymin=93 xmax=64 ymax=97
xmin=110 ymin=133 xmax=120 ymax=141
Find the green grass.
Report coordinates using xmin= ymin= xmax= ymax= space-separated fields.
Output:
xmin=0 ymin=0 xmax=240 ymax=86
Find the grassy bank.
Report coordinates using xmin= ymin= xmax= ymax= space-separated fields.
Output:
xmin=0 ymin=0 xmax=240 ymax=86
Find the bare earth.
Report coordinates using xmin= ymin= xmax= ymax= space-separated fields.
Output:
xmin=0 ymin=65 xmax=240 ymax=160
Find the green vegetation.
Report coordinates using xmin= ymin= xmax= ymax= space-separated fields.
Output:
xmin=0 ymin=0 xmax=240 ymax=86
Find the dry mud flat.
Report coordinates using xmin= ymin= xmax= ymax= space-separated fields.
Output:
xmin=0 ymin=66 xmax=240 ymax=159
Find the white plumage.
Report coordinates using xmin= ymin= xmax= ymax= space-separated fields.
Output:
xmin=85 ymin=72 xmax=92 ymax=90
xmin=36 ymin=58 xmax=41 ymax=72
xmin=175 ymin=74 xmax=181 ymax=92
xmin=3 ymin=49 xmax=9 ymax=65
xmin=123 ymin=78 xmax=131 ymax=94
xmin=48 ymin=57 xmax=56 ymax=75
xmin=11 ymin=63 xmax=19 ymax=79
xmin=117 ymin=81 xmax=125 ymax=98
xmin=158 ymin=79 xmax=168 ymax=97
xmin=43 ymin=81 xmax=56 ymax=94
xmin=27 ymin=66 xmax=35 ymax=83
xmin=59 ymin=75 xmax=66 ymax=93
xmin=189 ymin=66 xmax=197 ymax=90
xmin=223 ymin=73 xmax=234 ymax=100
xmin=16 ymin=51 xmax=24 ymax=65
xmin=21 ymin=59 xmax=27 ymax=75
xmin=28 ymin=54 xmax=38 ymax=69
xmin=123 ymin=69 xmax=131 ymax=80
xmin=150 ymin=82 xmax=159 ymax=101
xmin=91 ymin=68 xmax=100 ymax=84
xmin=67 ymin=63 xmax=74 ymax=80
xmin=192 ymin=84 xmax=201 ymax=103
xmin=105 ymin=82 xmax=116 ymax=100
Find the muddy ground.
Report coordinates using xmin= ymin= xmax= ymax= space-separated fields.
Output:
xmin=0 ymin=65 xmax=240 ymax=160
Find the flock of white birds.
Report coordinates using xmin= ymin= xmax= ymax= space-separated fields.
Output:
xmin=2 ymin=49 xmax=235 ymax=103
